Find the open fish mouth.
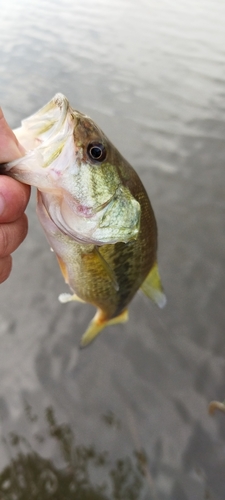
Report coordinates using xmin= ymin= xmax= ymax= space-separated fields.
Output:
xmin=15 ymin=93 xmax=71 ymax=147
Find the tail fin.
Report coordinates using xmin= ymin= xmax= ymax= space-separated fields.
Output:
xmin=80 ymin=308 xmax=128 ymax=348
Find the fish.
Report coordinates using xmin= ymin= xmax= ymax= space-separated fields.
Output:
xmin=1 ymin=93 xmax=166 ymax=347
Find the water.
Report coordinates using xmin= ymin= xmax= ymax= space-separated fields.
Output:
xmin=0 ymin=0 xmax=225 ymax=498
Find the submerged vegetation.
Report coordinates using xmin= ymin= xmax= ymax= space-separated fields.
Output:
xmin=0 ymin=405 xmax=155 ymax=500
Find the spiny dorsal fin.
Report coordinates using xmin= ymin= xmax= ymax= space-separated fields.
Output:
xmin=141 ymin=262 xmax=166 ymax=308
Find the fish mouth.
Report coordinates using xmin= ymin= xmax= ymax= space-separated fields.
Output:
xmin=22 ymin=93 xmax=70 ymax=139
xmin=12 ymin=93 xmax=74 ymax=154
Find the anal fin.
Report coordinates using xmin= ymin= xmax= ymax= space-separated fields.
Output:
xmin=80 ymin=308 xmax=128 ymax=348
xmin=141 ymin=262 xmax=166 ymax=308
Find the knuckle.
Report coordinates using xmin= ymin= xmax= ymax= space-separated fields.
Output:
xmin=18 ymin=214 xmax=28 ymax=245
xmin=0 ymin=215 xmax=28 ymax=258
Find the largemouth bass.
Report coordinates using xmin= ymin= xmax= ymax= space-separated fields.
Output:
xmin=1 ymin=94 xmax=166 ymax=346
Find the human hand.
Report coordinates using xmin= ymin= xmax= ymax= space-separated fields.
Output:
xmin=0 ymin=108 xmax=30 ymax=283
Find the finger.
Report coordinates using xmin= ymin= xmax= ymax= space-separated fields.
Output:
xmin=0 ymin=108 xmax=25 ymax=161
xmin=0 ymin=176 xmax=30 ymax=223
xmin=0 ymin=255 xmax=12 ymax=283
xmin=0 ymin=214 xmax=28 ymax=258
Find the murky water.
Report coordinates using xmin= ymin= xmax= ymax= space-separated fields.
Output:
xmin=0 ymin=0 xmax=225 ymax=498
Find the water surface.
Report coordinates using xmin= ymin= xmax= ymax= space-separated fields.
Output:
xmin=0 ymin=0 xmax=225 ymax=498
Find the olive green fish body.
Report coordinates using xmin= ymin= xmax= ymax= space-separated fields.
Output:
xmin=1 ymin=94 xmax=166 ymax=346
xmin=38 ymin=160 xmax=157 ymax=318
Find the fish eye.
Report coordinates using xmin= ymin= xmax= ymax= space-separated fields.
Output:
xmin=87 ymin=142 xmax=107 ymax=162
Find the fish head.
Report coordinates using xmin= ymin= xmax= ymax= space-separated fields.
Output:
xmin=3 ymin=94 xmax=140 ymax=245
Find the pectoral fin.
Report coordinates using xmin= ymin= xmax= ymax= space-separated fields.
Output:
xmin=80 ymin=308 xmax=128 ymax=348
xmin=141 ymin=262 xmax=166 ymax=308
xmin=58 ymin=293 xmax=85 ymax=303
xmin=57 ymin=256 xmax=69 ymax=284
xmin=94 ymin=247 xmax=119 ymax=291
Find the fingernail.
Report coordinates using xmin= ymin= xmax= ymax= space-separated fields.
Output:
xmin=0 ymin=194 xmax=5 ymax=216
